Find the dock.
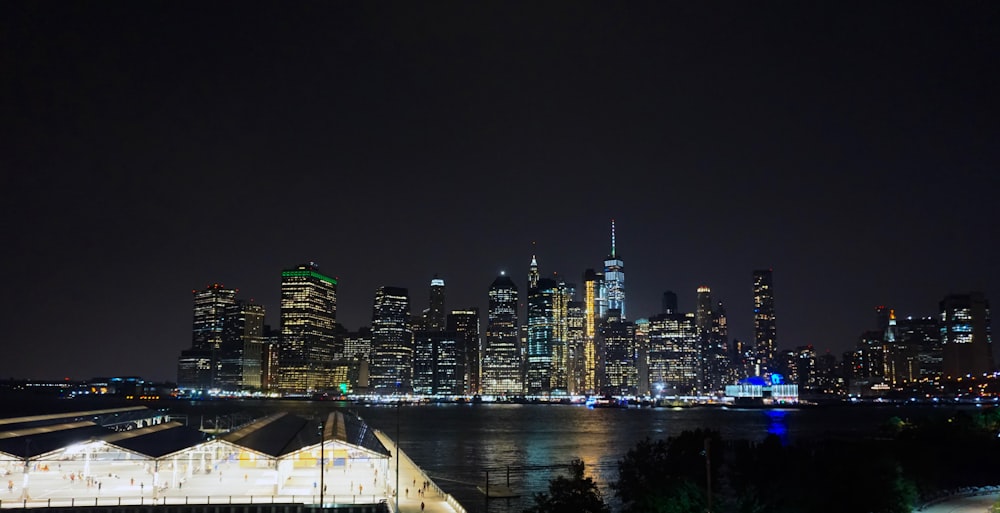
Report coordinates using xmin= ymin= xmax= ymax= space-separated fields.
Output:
xmin=476 ymin=483 xmax=520 ymax=498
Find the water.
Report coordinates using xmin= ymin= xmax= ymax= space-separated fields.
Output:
xmin=0 ymin=397 xmax=960 ymax=513
xmin=350 ymin=402 xmax=934 ymax=513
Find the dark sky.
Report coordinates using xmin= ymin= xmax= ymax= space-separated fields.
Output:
xmin=2 ymin=2 xmax=998 ymax=382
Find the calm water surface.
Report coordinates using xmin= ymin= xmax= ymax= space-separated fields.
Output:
xmin=353 ymin=402 xmax=936 ymax=513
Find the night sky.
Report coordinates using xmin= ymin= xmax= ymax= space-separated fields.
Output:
xmin=2 ymin=2 xmax=998 ymax=382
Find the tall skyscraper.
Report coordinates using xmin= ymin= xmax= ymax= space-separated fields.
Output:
xmin=940 ymin=292 xmax=993 ymax=378
xmin=483 ymin=273 xmax=521 ymax=395
xmin=695 ymin=287 xmax=713 ymax=333
xmin=566 ymin=300 xmax=586 ymax=395
xmin=898 ymin=316 xmax=942 ymax=381
xmin=551 ymin=278 xmax=574 ymax=393
xmin=370 ymin=286 xmax=413 ymax=394
xmin=218 ymin=300 xmax=265 ymax=390
xmin=179 ymin=283 xmax=237 ymax=390
xmin=427 ymin=276 xmax=446 ymax=332
xmin=528 ymin=254 xmax=539 ymax=292
xmin=599 ymin=308 xmax=637 ymax=396
xmin=704 ymin=301 xmax=731 ymax=391
xmin=647 ymin=312 xmax=700 ymax=395
xmin=603 ymin=220 xmax=626 ymax=319
xmin=448 ymin=308 xmax=481 ymax=394
xmin=527 ymin=277 xmax=557 ymax=395
xmin=192 ymin=284 xmax=237 ymax=351
xmin=413 ymin=331 xmax=462 ymax=396
xmin=278 ymin=263 xmax=338 ymax=393
xmin=581 ymin=269 xmax=604 ymax=394
xmin=752 ymin=269 xmax=777 ymax=375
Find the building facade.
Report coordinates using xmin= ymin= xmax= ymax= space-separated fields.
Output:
xmin=278 ymin=263 xmax=338 ymax=393
xmin=599 ymin=309 xmax=637 ymax=396
xmin=602 ymin=220 xmax=626 ymax=319
xmin=483 ymin=273 xmax=521 ymax=395
xmin=752 ymin=269 xmax=777 ymax=375
xmin=648 ymin=312 xmax=700 ymax=395
xmin=448 ymin=308 xmax=481 ymax=395
xmin=940 ymin=292 xmax=993 ymax=378
xmin=370 ymin=286 xmax=413 ymax=394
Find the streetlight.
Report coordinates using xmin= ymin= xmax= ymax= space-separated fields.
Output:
xmin=318 ymin=417 xmax=325 ymax=507
xmin=395 ymin=382 xmax=401 ymax=513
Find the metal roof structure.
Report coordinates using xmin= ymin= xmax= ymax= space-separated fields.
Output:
xmin=0 ymin=406 xmax=152 ymax=432
xmin=0 ymin=407 xmax=388 ymax=463
xmin=99 ymin=421 xmax=212 ymax=458
xmin=221 ymin=411 xmax=390 ymax=459
xmin=0 ymin=421 xmax=111 ymax=459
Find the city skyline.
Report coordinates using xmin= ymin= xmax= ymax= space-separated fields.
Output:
xmin=3 ymin=2 xmax=998 ymax=381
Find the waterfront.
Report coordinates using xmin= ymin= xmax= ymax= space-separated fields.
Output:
xmin=0 ymin=398 xmax=980 ymax=513
xmin=352 ymin=402 xmax=936 ymax=513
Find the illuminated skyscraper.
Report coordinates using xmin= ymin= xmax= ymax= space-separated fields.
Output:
xmin=898 ymin=316 xmax=942 ymax=380
xmin=528 ymin=254 xmax=539 ymax=292
xmin=551 ymin=278 xmax=574 ymax=393
xmin=753 ymin=269 xmax=777 ymax=374
xmin=599 ymin=308 xmax=637 ymax=395
xmin=940 ymin=292 xmax=993 ymax=378
xmin=603 ymin=220 xmax=626 ymax=319
xmin=695 ymin=286 xmax=730 ymax=392
xmin=647 ymin=312 xmax=700 ymax=395
xmin=370 ymin=286 xmax=413 ymax=394
xmin=278 ymin=263 xmax=338 ymax=393
xmin=567 ymin=300 xmax=586 ymax=394
xmin=581 ymin=269 xmax=604 ymax=394
xmin=413 ymin=330 xmax=462 ymax=396
xmin=192 ymin=284 xmax=237 ymax=351
xmin=483 ymin=273 xmax=521 ymax=395
xmin=179 ymin=283 xmax=237 ymax=390
xmin=448 ymin=308 xmax=481 ymax=394
xmin=427 ymin=276 xmax=446 ymax=332
xmin=527 ymin=277 xmax=557 ymax=394
xmin=218 ymin=300 xmax=265 ymax=390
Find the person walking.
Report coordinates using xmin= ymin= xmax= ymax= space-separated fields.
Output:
xmin=421 ymin=501 xmax=425 ymax=511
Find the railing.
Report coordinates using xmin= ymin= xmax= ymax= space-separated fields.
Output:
xmin=0 ymin=494 xmax=385 ymax=509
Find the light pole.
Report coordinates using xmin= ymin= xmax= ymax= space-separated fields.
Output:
xmin=395 ymin=395 xmax=400 ymax=513
xmin=704 ymin=437 xmax=712 ymax=513
xmin=318 ymin=418 xmax=325 ymax=508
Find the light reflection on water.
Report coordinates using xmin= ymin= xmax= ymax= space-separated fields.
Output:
xmin=351 ymin=403 xmax=897 ymax=513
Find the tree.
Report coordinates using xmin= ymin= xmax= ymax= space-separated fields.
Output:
xmin=613 ymin=431 xmax=721 ymax=513
xmin=524 ymin=459 xmax=609 ymax=513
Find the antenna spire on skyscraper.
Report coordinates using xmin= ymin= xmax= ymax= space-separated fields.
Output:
xmin=611 ymin=219 xmax=616 ymax=258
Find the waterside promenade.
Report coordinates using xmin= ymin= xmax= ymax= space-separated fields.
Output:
xmin=372 ymin=430 xmax=464 ymax=513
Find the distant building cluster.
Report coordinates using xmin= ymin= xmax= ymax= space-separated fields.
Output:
xmin=175 ymin=222 xmax=994 ymax=400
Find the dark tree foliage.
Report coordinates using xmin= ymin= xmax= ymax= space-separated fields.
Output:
xmin=892 ymin=407 xmax=1000 ymax=496
xmin=605 ymin=412 xmax=999 ymax=513
xmin=524 ymin=458 xmax=609 ymax=513
xmin=613 ymin=429 xmax=722 ymax=513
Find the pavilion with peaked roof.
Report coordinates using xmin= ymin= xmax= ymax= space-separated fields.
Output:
xmin=0 ymin=407 xmax=394 ymax=509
